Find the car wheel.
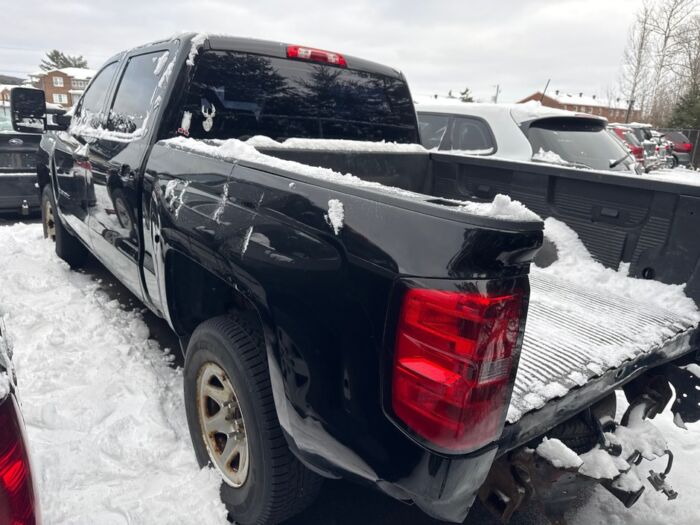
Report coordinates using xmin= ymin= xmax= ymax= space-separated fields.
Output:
xmin=671 ymin=155 xmax=679 ymax=168
xmin=41 ymin=185 xmax=88 ymax=269
xmin=184 ymin=314 xmax=322 ymax=525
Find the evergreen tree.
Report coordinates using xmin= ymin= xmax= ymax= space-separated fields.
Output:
xmin=40 ymin=50 xmax=88 ymax=71
xmin=459 ymin=87 xmax=474 ymax=103
xmin=669 ymin=87 xmax=700 ymax=128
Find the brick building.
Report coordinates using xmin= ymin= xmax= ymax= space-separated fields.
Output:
xmin=517 ymin=90 xmax=642 ymax=122
xmin=29 ymin=67 xmax=95 ymax=108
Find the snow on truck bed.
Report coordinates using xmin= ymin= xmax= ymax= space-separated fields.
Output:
xmin=510 ymin=218 xmax=700 ymax=423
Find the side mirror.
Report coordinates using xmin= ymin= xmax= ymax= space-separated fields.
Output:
xmin=10 ymin=87 xmax=46 ymax=133
xmin=46 ymin=112 xmax=71 ymax=132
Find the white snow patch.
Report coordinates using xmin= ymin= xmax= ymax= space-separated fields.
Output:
xmin=0 ymin=372 xmax=9 ymax=398
xmin=683 ymin=363 xmax=700 ymax=378
xmin=325 ymin=199 xmax=344 ymax=235
xmin=153 ymin=51 xmax=170 ymax=75
xmin=536 ymin=438 xmax=583 ymax=469
xmin=246 ymin=135 xmax=427 ymax=153
xmin=161 ymin=137 xmax=541 ymax=223
xmin=241 ymin=226 xmax=253 ymax=255
xmin=0 ymin=223 xmax=227 ymax=524
xmin=532 ymin=147 xmax=568 ymax=165
xmin=180 ymin=111 xmax=192 ymax=134
xmin=645 ymin=166 xmax=700 ymax=186
xmin=187 ymin=33 xmax=208 ymax=66
xmin=158 ymin=61 xmax=175 ymax=89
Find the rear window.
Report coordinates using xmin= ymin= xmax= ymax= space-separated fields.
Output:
xmin=526 ymin=117 xmax=633 ymax=172
xmin=171 ymin=50 xmax=419 ymax=143
xmin=665 ymin=131 xmax=689 ymax=143
xmin=447 ymin=116 xmax=495 ymax=152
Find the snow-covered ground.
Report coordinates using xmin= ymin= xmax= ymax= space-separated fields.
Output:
xmin=0 ymin=221 xmax=698 ymax=525
xmin=0 ymin=223 xmax=227 ymax=525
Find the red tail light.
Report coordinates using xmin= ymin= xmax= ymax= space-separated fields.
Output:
xmin=286 ymin=45 xmax=347 ymax=67
xmin=0 ymin=397 xmax=38 ymax=525
xmin=630 ymin=145 xmax=644 ymax=160
xmin=391 ymin=288 xmax=523 ymax=452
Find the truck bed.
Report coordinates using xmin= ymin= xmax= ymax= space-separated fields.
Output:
xmin=509 ymin=270 xmax=698 ymax=423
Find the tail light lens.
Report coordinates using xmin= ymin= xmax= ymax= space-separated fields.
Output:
xmin=631 ymin=145 xmax=644 ymax=160
xmin=391 ymin=288 xmax=523 ymax=452
xmin=0 ymin=396 xmax=38 ymax=525
xmin=286 ymin=45 xmax=347 ymax=67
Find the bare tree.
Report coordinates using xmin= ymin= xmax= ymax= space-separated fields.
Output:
xmin=647 ymin=0 xmax=697 ymax=123
xmin=620 ymin=3 xmax=654 ymax=120
xmin=670 ymin=15 xmax=700 ymax=92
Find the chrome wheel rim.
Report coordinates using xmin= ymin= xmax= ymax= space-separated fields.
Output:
xmin=44 ymin=198 xmax=56 ymax=241
xmin=196 ymin=362 xmax=250 ymax=487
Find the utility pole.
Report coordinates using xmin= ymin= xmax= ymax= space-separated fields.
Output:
xmin=492 ymin=84 xmax=501 ymax=104
xmin=625 ymin=98 xmax=635 ymax=124
xmin=540 ymin=79 xmax=551 ymax=102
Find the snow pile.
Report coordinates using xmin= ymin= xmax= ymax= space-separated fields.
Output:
xmin=153 ymin=51 xmax=170 ymax=75
xmin=246 ymin=135 xmax=427 ymax=152
xmin=536 ymin=438 xmax=583 ymax=469
xmin=325 ymin=199 xmax=344 ymax=235
xmin=0 ymin=223 xmax=227 ymax=524
xmin=532 ymin=147 xmax=568 ymax=165
xmin=161 ymin=136 xmax=541 ymax=223
xmin=537 ymin=218 xmax=699 ymax=318
xmin=441 ymin=147 xmax=495 ymax=156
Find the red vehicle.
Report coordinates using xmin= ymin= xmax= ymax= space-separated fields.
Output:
xmin=610 ymin=125 xmax=645 ymax=164
xmin=0 ymin=320 xmax=40 ymax=525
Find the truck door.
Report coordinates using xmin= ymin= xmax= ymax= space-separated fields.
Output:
xmin=86 ymin=47 xmax=169 ymax=301
xmin=56 ymin=61 xmax=119 ymax=241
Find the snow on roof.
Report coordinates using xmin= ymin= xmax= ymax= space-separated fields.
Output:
xmin=34 ymin=67 xmax=96 ymax=80
xmin=549 ymin=91 xmax=634 ymax=110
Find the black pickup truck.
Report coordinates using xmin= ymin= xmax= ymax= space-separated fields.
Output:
xmin=12 ymin=34 xmax=700 ymax=524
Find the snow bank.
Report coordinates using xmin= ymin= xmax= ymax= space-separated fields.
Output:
xmin=161 ymin=137 xmax=541 ymax=223
xmin=644 ymin=166 xmax=700 ymax=186
xmin=0 ymin=223 xmax=227 ymax=524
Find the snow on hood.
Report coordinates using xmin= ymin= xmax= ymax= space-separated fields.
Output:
xmin=161 ymin=136 xmax=541 ymax=223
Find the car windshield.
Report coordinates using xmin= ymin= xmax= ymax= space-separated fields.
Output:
xmin=622 ymin=130 xmax=641 ymax=147
xmin=0 ymin=108 xmax=13 ymax=132
xmin=526 ymin=117 xmax=634 ymax=172
xmin=170 ymin=50 xmax=419 ymax=143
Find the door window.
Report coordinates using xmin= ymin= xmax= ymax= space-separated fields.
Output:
xmin=76 ymin=62 xmax=119 ymax=122
xmin=108 ymin=52 xmax=163 ymax=134
xmin=418 ymin=114 xmax=449 ymax=149
xmin=448 ymin=117 xmax=495 ymax=152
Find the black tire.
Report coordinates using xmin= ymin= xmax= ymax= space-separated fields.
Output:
xmin=184 ymin=315 xmax=322 ymax=525
xmin=41 ymin=185 xmax=88 ymax=269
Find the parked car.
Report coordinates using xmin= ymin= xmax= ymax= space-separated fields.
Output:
xmin=13 ymin=34 xmax=700 ymax=525
xmin=0 ymin=319 xmax=40 ymax=525
xmin=0 ymin=94 xmax=67 ymax=216
xmin=416 ymin=101 xmax=640 ymax=173
xmin=663 ymin=130 xmax=693 ymax=167
xmin=613 ymin=122 xmax=674 ymax=171
xmin=609 ymin=124 xmax=645 ymax=165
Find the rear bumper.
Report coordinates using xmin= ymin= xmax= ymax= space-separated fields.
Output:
xmin=0 ymin=172 xmax=40 ymax=214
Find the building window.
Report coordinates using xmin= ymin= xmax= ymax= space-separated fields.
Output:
xmin=71 ymin=80 xmax=87 ymax=89
xmin=53 ymin=76 xmax=64 ymax=87
xmin=52 ymin=93 xmax=68 ymax=104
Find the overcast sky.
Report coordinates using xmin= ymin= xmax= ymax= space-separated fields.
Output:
xmin=1 ymin=0 xmax=641 ymax=102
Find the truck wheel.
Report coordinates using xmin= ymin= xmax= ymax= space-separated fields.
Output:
xmin=184 ymin=315 xmax=322 ymax=525
xmin=41 ymin=185 xmax=88 ymax=269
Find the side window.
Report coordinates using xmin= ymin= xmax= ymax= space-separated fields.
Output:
xmin=418 ymin=114 xmax=450 ymax=149
xmin=79 ymin=62 xmax=119 ymax=118
xmin=108 ymin=52 xmax=163 ymax=134
xmin=449 ymin=117 xmax=495 ymax=152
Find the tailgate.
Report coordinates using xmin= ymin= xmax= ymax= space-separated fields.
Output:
xmin=508 ymin=270 xmax=698 ymax=425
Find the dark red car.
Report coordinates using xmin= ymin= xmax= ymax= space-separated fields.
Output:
xmin=0 ymin=321 xmax=40 ymax=525
xmin=610 ymin=125 xmax=645 ymax=165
